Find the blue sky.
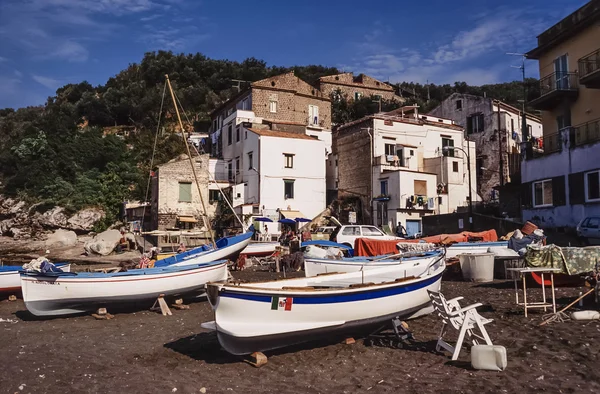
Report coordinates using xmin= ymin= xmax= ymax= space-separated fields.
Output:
xmin=0 ymin=0 xmax=589 ymax=109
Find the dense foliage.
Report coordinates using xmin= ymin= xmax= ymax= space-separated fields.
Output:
xmin=0 ymin=51 xmax=537 ymax=226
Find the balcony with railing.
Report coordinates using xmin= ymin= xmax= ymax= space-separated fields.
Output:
xmin=573 ymin=118 xmax=600 ymax=147
xmin=579 ymin=48 xmax=600 ymax=88
xmin=529 ymin=72 xmax=579 ymax=110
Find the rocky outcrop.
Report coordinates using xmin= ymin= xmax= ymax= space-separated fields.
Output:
xmin=38 ymin=207 xmax=69 ymax=229
xmin=66 ymin=208 xmax=105 ymax=233
xmin=45 ymin=229 xmax=78 ymax=249
xmin=84 ymin=229 xmax=121 ymax=256
xmin=0 ymin=195 xmax=107 ymax=239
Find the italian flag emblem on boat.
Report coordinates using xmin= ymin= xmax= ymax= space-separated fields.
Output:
xmin=271 ymin=296 xmax=293 ymax=311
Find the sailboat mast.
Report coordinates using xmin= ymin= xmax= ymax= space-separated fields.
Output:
xmin=165 ymin=74 xmax=216 ymax=248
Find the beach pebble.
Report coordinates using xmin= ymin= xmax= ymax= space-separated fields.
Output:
xmin=172 ymin=389 xmax=177 ymax=392
xmin=199 ymin=388 xmax=206 ymax=394
xmin=532 ymin=345 xmax=537 ymax=350
xmin=536 ymin=375 xmax=544 ymax=381
xmin=18 ymin=384 xmax=25 ymax=391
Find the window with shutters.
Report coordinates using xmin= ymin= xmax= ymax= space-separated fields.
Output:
xmin=269 ymin=100 xmax=277 ymax=113
xmin=466 ymin=113 xmax=484 ymax=134
xmin=384 ymin=143 xmax=395 ymax=156
xmin=533 ymin=179 xmax=553 ymax=207
xmin=284 ymin=153 xmax=294 ymax=169
xmin=236 ymin=127 xmax=240 ymax=142
xmin=178 ymin=182 xmax=192 ymax=203
xmin=585 ymin=170 xmax=600 ymax=202
xmin=441 ymin=138 xmax=454 ymax=157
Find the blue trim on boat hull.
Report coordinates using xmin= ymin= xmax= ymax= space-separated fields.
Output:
xmin=219 ymin=271 xmax=443 ymax=305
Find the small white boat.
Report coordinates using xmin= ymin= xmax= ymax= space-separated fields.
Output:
xmin=445 ymin=241 xmax=509 ymax=260
xmin=155 ymin=230 xmax=253 ymax=267
xmin=201 ymin=258 xmax=445 ymax=355
xmin=0 ymin=263 xmax=71 ymax=293
xmin=21 ymin=261 xmax=228 ymax=317
xmin=240 ymin=242 xmax=279 ymax=257
xmin=304 ymin=250 xmax=445 ymax=277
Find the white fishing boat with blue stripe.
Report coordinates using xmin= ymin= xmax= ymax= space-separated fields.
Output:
xmin=21 ymin=260 xmax=228 ymax=317
xmin=201 ymin=256 xmax=445 ymax=355
xmin=304 ymin=249 xmax=445 ymax=277
xmin=0 ymin=263 xmax=71 ymax=293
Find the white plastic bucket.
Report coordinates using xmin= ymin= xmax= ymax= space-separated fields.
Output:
xmin=459 ymin=252 xmax=495 ymax=282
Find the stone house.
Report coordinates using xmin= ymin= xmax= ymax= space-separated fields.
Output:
xmin=428 ymin=93 xmax=543 ymax=204
xmin=319 ymin=72 xmax=404 ymax=102
xmin=151 ymin=153 xmax=214 ymax=233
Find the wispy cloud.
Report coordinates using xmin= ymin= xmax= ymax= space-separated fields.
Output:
xmin=345 ymin=6 xmax=552 ymax=85
xmin=32 ymin=75 xmax=61 ymax=90
xmin=140 ymin=14 xmax=162 ymax=21
xmin=139 ymin=27 xmax=211 ymax=50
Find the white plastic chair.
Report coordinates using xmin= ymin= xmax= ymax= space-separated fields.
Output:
xmin=428 ymin=290 xmax=494 ymax=360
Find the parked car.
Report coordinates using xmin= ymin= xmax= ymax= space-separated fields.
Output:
xmin=576 ymin=217 xmax=600 ymax=245
xmin=311 ymin=226 xmax=337 ymax=241
xmin=324 ymin=217 xmax=403 ymax=247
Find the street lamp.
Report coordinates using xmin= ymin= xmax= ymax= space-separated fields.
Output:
xmin=443 ymin=145 xmax=473 ymax=230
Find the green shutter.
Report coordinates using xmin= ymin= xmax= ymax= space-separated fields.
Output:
xmin=569 ymin=172 xmax=585 ymax=205
xmin=179 ymin=182 xmax=192 ymax=202
xmin=552 ymin=176 xmax=566 ymax=206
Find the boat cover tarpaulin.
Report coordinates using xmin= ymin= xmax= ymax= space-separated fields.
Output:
xmin=525 ymin=244 xmax=600 ymax=275
xmin=354 ymin=230 xmax=498 ymax=257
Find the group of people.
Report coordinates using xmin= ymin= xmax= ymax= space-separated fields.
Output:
xmin=277 ymin=226 xmax=312 ymax=246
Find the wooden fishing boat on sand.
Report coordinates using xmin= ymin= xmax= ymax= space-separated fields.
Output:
xmin=201 ymin=258 xmax=445 ymax=355
xmin=21 ymin=260 xmax=228 ymax=317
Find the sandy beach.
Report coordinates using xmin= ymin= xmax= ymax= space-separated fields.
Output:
xmin=1 ymin=268 xmax=599 ymax=394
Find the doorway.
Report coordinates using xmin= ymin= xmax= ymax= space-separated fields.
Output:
xmin=405 ymin=220 xmax=422 ymax=237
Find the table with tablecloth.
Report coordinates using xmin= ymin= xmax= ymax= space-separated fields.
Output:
xmin=525 ymin=244 xmax=600 ymax=275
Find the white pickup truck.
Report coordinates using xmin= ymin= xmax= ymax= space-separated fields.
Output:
xmin=326 ymin=217 xmax=403 ymax=247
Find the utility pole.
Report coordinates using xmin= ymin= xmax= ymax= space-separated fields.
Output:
xmin=507 ymin=53 xmax=529 ymax=140
xmin=496 ymin=101 xmax=504 ymax=187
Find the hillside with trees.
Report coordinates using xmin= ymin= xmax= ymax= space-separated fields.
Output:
xmin=0 ymin=51 xmax=538 ymax=228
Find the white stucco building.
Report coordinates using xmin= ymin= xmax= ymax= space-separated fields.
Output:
xmin=335 ymin=107 xmax=477 ymax=236
xmin=216 ymin=113 xmax=327 ymax=234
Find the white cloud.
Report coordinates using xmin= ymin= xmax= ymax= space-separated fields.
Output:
xmin=54 ymin=41 xmax=90 ymax=62
xmin=345 ymin=6 xmax=552 ymax=86
xmin=14 ymin=70 xmax=22 ymax=77
xmin=32 ymin=75 xmax=61 ymax=90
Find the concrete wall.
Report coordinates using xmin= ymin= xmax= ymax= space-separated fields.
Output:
xmin=537 ymin=23 xmax=600 ymax=137
xmin=521 ymin=134 xmax=600 ymax=228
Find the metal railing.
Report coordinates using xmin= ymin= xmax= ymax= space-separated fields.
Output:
xmin=573 ymin=118 xmax=600 ymax=147
xmin=579 ymin=49 xmax=600 ymax=80
xmin=538 ymin=71 xmax=579 ymax=97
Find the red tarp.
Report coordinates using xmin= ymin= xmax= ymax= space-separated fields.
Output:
xmin=354 ymin=229 xmax=499 ymax=257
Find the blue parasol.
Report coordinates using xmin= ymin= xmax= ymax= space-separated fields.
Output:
xmin=278 ymin=218 xmax=296 ymax=225
xmin=295 ymin=218 xmax=311 ymax=223
xmin=254 ymin=217 xmax=273 ymax=222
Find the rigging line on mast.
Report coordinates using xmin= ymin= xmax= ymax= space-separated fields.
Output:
xmin=173 ymin=91 xmax=245 ymax=229
xmin=189 ymin=143 xmax=245 ymax=228
xmin=165 ymin=74 xmax=216 ymax=248
xmin=141 ymin=80 xmax=168 ymax=232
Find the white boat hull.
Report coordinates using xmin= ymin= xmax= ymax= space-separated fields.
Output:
xmin=304 ymin=250 xmax=444 ymax=277
xmin=203 ymin=261 xmax=445 ymax=355
xmin=157 ymin=232 xmax=253 ymax=267
xmin=21 ymin=262 xmax=227 ymax=317
xmin=240 ymin=242 xmax=278 ymax=257
xmin=0 ymin=264 xmax=71 ymax=293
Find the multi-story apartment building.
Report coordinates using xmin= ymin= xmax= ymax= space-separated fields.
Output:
xmin=522 ymin=0 xmax=600 ymax=228
xmin=318 ymin=72 xmax=403 ymax=102
xmin=334 ymin=106 xmax=477 ymax=236
xmin=429 ymin=94 xmax=543 ymax=202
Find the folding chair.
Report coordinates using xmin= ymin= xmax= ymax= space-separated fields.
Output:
xmin=428 ymin=290 xmax=494 ymax=360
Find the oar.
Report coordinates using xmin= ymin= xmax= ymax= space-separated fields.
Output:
xmin=540 ymin=288 xmax=595 ymax=326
